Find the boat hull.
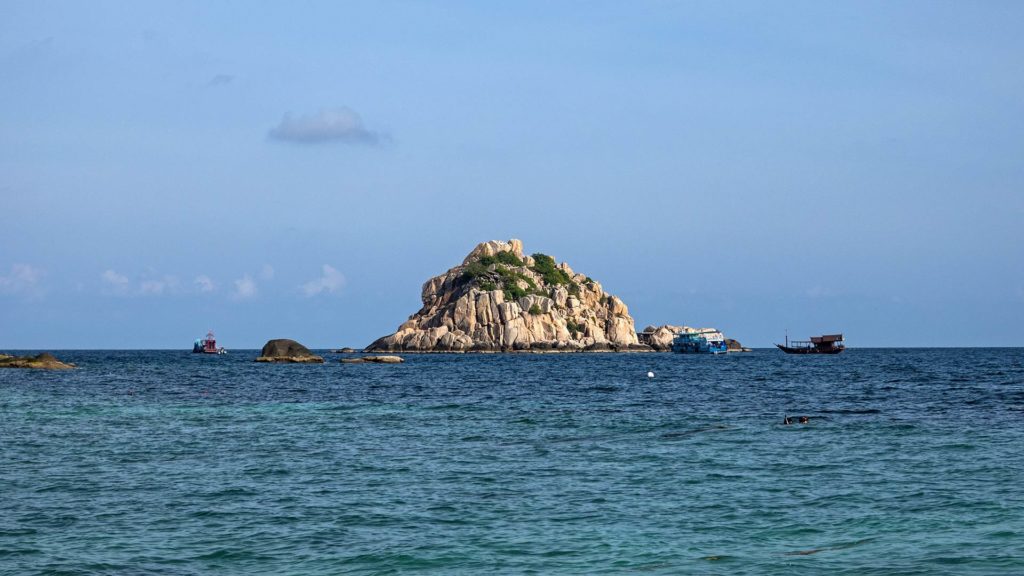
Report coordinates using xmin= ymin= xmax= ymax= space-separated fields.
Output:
xmin=775 ymin=344 xmax=844 ymax=355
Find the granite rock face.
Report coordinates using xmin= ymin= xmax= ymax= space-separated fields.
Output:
xmin=641 ymin=325 xmax=687 ymax=351
xmin=367 ymin=239 xmax=645 ymax=352
xmin=255 ymin=339 xmax=324 ymax=363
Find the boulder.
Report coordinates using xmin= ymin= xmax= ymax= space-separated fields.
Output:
xmin=333 ymin=347 xmax=358 ymax=353
xmin=341 ymin=355 xmax=405 ymax=364
xmin=255 ymin=339 xmax=324 ymax=363
xmin=640 ymin=325 xmax=687 ymax=351
xmin=366 ymin=239 xmax=640 ymax=353
xmin=0 ymin=352 xmax=75 ymax=370
xmin=725 ymin=338 xmax=751 ymax=352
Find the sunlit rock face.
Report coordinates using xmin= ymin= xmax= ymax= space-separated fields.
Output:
xmin=366 ymin=239 xmax=646 ymax=353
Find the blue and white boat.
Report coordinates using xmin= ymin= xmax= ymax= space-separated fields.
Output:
xmin=671 ymin=329 xmax=728 ymax=354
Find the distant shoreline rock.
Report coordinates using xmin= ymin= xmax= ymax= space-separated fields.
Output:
xmin=341 ymin=355 xmax=404 ymax=364
xmin=0 ymin=352 xmax=75 ymax=370
xmin=637 ymin=326 xmax=750 ymax=352
xmin=366 ymin=239 xmax=646 ymax=353
xmin=638 ymin=325 xmax=686 ymax=351
xmin=255 ymin=339 xmax=324 ymax=363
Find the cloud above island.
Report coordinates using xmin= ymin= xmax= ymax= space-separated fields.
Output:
xmin=0 ymin=264 xmax=44 ymax=298
xmin=268 ymin=107 xmax=382 ymax=145
xmin=101 ymin=269 xmax=180 ymax=296
xmin=101 ymin=269 xmax=131 ymax=294
xmin=301 ymin=264 xmax=345 ymax=297
xmin=194 ymin=275 xmax=216 ymax=293
xmin=233 ymin=274 xmax=257 ymax=300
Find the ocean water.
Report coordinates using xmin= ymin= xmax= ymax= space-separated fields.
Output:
xmin=2 ymin=349 xmax=1023 ymax=575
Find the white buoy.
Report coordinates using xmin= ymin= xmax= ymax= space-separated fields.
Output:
xmin=647 ymin=371 xmax=655 ymax=378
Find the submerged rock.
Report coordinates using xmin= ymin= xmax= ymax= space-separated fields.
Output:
xmin=366 ymin=239 xmax=641 ymax=353
xmin=0 ymin=352 xmax=75 ymax=370
xmin=341 ymin=355 xmax=404 ymax=364
xmin=255 ymin=339 xmax=324 ymax=363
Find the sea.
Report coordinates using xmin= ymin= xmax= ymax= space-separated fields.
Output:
xmin=2 ymin=348 xmax=1023 ymax=575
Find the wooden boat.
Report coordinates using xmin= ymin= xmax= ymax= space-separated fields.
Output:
xmin=776 ymin=333 xmax=844 ymax=354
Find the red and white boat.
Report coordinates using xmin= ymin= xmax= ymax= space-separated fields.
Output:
xmin=192 ymin=331 xmax=227 ymax=354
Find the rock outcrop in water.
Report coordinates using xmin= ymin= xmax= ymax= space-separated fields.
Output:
xmin=255 ymin=339 xmax=324 ymax=363
xmin=0 ymin=352 xmax=75 ymax=370
xmin=367 ymin=239 xmax=647 ymax=353
xmin=725 ymin=338 xmax=750 ymax=352
xmin=639 ymin=325 xmax=750 ymax=352
xmin=640 ymin=325 xmax=687 ymax=351
xmin=341 ymin=355 xmax=404 ymax=364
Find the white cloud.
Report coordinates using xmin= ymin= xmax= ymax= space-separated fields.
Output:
xmin=194 ymin=275 xmax=216 ymax=293
xmin=259 ymin=264 xmax=275 ymax=280
xmin=0 ymin=264 xmax=44 ymax=297
xmin=102 ymin=269 xmax=179 ymax=296
xmin=101 ymin=269 xmax=130 ymax=294
xmin=268 ymin=107 xmax=382 ymax=145
xmin=139 ymin=275 xmax=179 ymax=295
xmin=301 ymin=264 xmax=345 ymax=297
xmin=233 ymin=274 xmax=257 ymax=299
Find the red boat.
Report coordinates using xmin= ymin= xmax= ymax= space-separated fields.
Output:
xmin=776 ymin=333 xmax=845 ymax=354
xmin=192 ymin=331 xmax=226 ymax=354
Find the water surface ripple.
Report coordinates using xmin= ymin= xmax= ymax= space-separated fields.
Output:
xmin=2 ymin=349 xmax=1023 ymax=574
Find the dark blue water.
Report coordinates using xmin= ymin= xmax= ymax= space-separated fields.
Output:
xmin=2 ymin=349 xmax=1023 ymax=574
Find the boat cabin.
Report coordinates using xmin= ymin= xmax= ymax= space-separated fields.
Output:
xmin=672 ymin=329 xmax=728 ymax=354
xmin=790 ymin=334 xmax=844 ymax=352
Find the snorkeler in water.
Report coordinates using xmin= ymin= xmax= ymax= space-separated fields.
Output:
xmin=783 ymin=415 xmax=793 ymax=425
xmin=799 ymin=416 xmax=809 ymax=424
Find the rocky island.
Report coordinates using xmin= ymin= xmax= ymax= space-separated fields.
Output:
xmin=366 ymin=239 xmax=649 ymax=353
xmin=255 ymin=339 xmax=324 ymax=363
xmin=0 ymin=352 xmax=75 ymax=370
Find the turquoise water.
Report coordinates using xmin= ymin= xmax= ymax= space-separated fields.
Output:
xmin=2 ymin=349 xmax=1023 ymax=574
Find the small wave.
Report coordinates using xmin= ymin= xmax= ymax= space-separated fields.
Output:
xmin=660 ymin=425 xmax=730 ymax=439
xmin=0 ymin=547 xmax=41 ymax=558
xmin=784 ymin=537 xmax=876 ymax=556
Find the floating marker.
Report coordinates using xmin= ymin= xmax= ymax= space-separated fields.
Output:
xmin=647 ymin=371 xmax=655 ymax=378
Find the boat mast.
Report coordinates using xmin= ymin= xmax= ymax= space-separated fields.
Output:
xmin=785 ymin=329 xmax=788 ymax=348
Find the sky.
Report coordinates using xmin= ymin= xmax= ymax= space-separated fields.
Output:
xmin=1 ymin=0 xmax=1022 ymax=349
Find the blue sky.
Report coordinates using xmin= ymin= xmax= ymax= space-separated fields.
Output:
xmin=2 ymin=1 xmax=1022 ymax=348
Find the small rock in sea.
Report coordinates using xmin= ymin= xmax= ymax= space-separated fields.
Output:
xmin=340 ymin=355 xmax=404 ymax=364
xmin=254 ymin=339 xmax=324 ymax=363
xmin=0 ymin=352 xmax=75 ymax=370
xmin=333 ymin=347 xmax=358 ymax=353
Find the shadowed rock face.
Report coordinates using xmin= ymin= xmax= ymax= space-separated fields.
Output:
xmin=367 ymin=239 xmax=648 ymax=353
xmin=255 ymin=339 xmax=324 ymax=363
xmin=0 ymin=352 xmax=75 ymax=370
